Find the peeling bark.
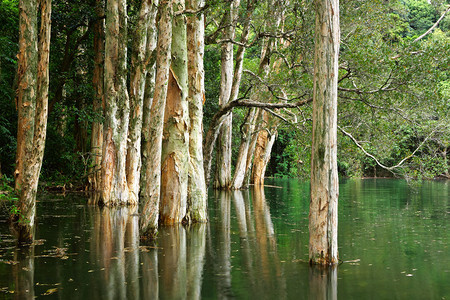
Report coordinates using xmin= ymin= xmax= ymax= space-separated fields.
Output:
xmin=309 ymin=0 xmax=340 ymax=266
xmin=186 ymin=0 xmax=207 ymax=223
xmin=159 ymin=0 xmax=190 ymax=225
xmin=140 ymin=0 xmax=172 ymax=237
xmin=101 ymin=0 xmax=131 ymax=206
xmin=126 ymin=0 xmax=158 ymax=205
xmin=13 ymin=0 xmax=51 ymax=244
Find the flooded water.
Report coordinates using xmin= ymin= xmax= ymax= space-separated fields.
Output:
xmin=0 ymin=179 xmax=449 ymax=299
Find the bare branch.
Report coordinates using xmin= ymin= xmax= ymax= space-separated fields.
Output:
xmin=338 ymin=126 xmax=438 ymax=172
xmin=414 ymin=6 xmax=450 ymax=42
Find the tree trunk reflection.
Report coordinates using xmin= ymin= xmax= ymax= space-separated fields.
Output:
xmin=309 ymin=265 xmax=338 ymax=300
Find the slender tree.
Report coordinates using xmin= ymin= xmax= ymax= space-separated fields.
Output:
xmin=140 ymin=0 xmax=172 ymax=236
xmin=214 ymin=0 xmax=241 ymax=189
xmin=309 ymin=0 xmax=340 ymax=265
xmin=12 ymin=0 xmax=51 ymax=244
xmin=186 ymin=0 xmax=207 ymax=222
xmin=126 ymin=0 xmax=157 ymax=204
xmin=88 ymin=0 xmax=105 ymax=191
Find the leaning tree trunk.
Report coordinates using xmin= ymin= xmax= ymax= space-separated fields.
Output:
xmin=214 ymin=0 xmax=241 ymax=190
xmin=160 ymin=0 xmax=190 ymax=225
xmin=231 ymin=107 xmax=257 ymax=189
xmin=140 ymin=0 xmax=172 ymax=237
xmin=126 ymin=0 xmax=156 ymax=205
xmin=309 ymin=0 xmax=340 ymax=266
xmin=101 ymin=0 xmax=131 ymax=206
xmin=88 ymin=0 xmax=104 ymax=191
xmin=13 ymin=0 xmax=51 ymax=244
xmin=186 ymin=0 xmax=207 ymax=223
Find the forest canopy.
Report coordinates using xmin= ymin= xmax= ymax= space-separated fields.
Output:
xmin=0 ymin=0 xmax=448 ymax=187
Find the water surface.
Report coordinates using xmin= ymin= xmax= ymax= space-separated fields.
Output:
xmin=0 ymin=179 xmax=449 ymax=299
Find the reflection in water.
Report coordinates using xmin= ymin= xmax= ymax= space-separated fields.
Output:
xmin=13 ymin=247 xmax=34 ymax=299
xmin=213 ymin=190 xmax=233 ymax=299
xmin=90 ymin=206 xmax=137 ymax=299
xmin=86 ymin=203 xmax=206 ymax=300
xmin=309 ymin=265 xmax=337 ymax=300
xmin=3 ymin=179 xmax=449 ymax=299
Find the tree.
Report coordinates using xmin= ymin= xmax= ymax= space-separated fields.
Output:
xmin=88 ymin=0 xmax=105 ymax=191
xmin=101 ymin=0 xmax=131 ymax=205
xmin=160 ymin=0 xmax=190 ymax=224
xmin=214 ymin=0 xmax=240 ymax=189
xmin=140 ymin=0 xmax=172 ymax=237
xmin=309 ymin=0 xmax=340 ymax=265
xmin=186 ymin=0 xmax=207 ymax=222
xmin=13 ymin=0 xmax=51 ymax=244
xmin=126 ymin=0 xmax=157 ymax=204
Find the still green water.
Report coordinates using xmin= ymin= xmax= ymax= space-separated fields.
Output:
xmin=0 ymin=179 xmax=449 ymax=299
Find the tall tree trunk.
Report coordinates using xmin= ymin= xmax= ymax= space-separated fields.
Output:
xmin=214 ymin=0 xmax=241 ymax=190
xmin=186 ymin=0 xmax=207 ymax=223
xmin=89 ymin=0 xmax=105 ymax=191
xmin=126 ymin=0 xmax=155 ymax=205
xmin=309 ymin=0 xmax=340 ymax=266
xmin=140 ymin=1 xmax=159 ymax=192
xmin=229 ymin=0 xmax=257 ymax=190
xmin=14 ymin=0 xmax=38 ymax=193
xmin=160 ymin=0 xmax=190 ymax=224
xmin=13 ymin=0 xmax=51 ymax=244
xmin=140 ymin=0 xmax=172 ymax=236
xmin=101 ymin=0 xmax=131 ymax=205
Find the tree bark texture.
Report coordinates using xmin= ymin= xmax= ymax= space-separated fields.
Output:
xmin=309 ymin=0 xmax=340 ymax=266
xmin=13 ymin=0 xmax=51 ymax=244
xmin=251 ymin=111 xmax=278 ymax=186
xmin=140 ymin=0 xmax=159 ymax=192
xmin=186 ymin=0 xmax=207 ymax=223
xmin=101 ymin=0 xmax=131 ymax=206
xmin=140 ymin=0 xmax=172 ymax=237
xmin=231 ymin=107 xmax=257 ymax=189
xmin=126 ymin=0 xmax=155 ymax=205
xmin=160 ymin=0 xmax=190 ymax=225
xmin=214 ymin=0 xmax=240 ymax=189
xmin=88 ymin=0 xmax=105 ymax=192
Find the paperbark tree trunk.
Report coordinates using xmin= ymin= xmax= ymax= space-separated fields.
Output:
xmin=13 ymin=0 xmax=51 ymax=244
xmin=231 ymin=107 xmax=257 ymax=189
xmin=140 ymin=1 xmax=159 ymax=192
xmin=126 ymin=0 xmax=157 ymax=205
xmin=214 ymin=0 xmax=241 ymax=189
xmin=101 ymin=0 xmax=131 ymax=206
xmin=251 ymin=111 xmax=278 ymax=186
xmin=186 ymin=0 xmax=207 ymax=223
xmin=229 ymin=0 xmax=257 ymax=190
xmin=88 ymin=0 xmax=104 ymax=191
xmin=160 ymin=0 xmax=190 ymax=225
xmin=140 ymin=0 xmax=172 ymax=237
xmin=309 ymin=0 xmax=340 ymax=266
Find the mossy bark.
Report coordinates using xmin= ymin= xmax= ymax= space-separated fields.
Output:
xmin=101 ymin=0 xmax=131 ymax=206
xmin=160 ymin=0 xmax=190 ymax=224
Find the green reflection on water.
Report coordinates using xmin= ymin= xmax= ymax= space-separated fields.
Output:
xmin=0 ymin=179 xmax=448 ymax=299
